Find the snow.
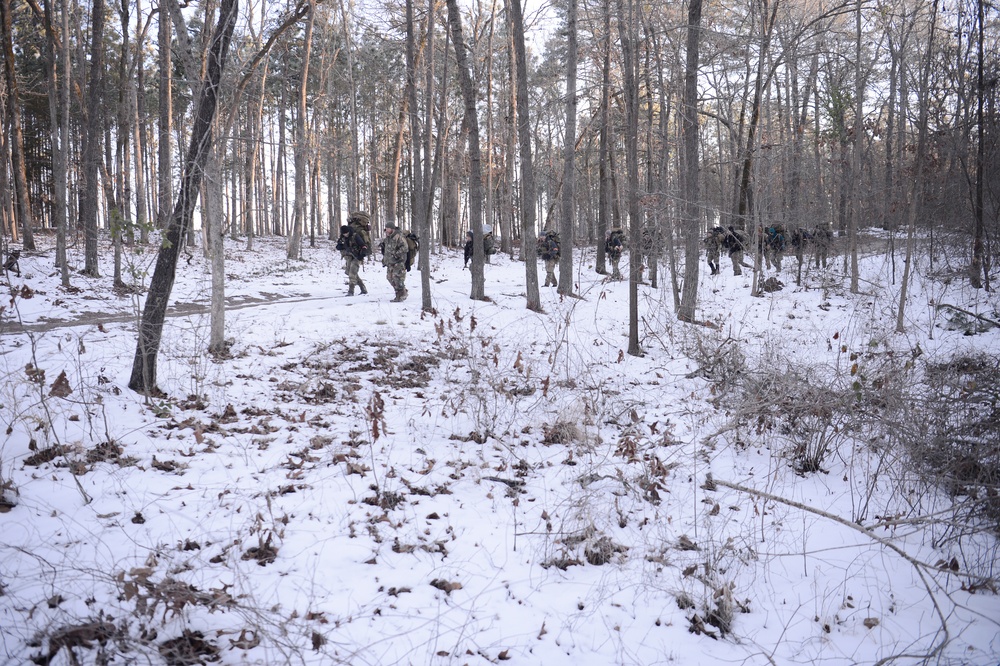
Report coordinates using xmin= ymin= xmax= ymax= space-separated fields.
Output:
xmin=1 ymin=232 xmax=999 ymax=665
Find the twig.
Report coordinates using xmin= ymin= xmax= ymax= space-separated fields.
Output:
xmin=935 ymin=303 xmax=1000 ymax=328
xmin=716 ymin=477 xmax=951 ymax=663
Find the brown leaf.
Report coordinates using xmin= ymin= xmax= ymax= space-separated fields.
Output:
xmin=49 ymin=370 xmax=73 ymax=398
xmin=498 ymin=649 xmax=511 ymax=660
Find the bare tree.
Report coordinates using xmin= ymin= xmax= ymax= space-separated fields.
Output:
xmin=677 ymin=0 xmax=703 ymax=323
xmin=896 ymin=0 xmax=939 ymax=333
xmin=558 ymin=0 xmax=578 ymax=297
xmin=0 ymin=0 xmax=34 ymax=250
xmin=79 ymin=0 xmax=106 ymax=276
xmin=288 ymin=0 xmax=315 ymax=260
xmin=447 ymin=0 xmax=487 ymax=301
xmin=129 ymin=0 xmax=239 ymax=394
xmin=618 ymin=0 xmax=642 ymax=355
xmin=509 ymin=0 xmax=541 ymax=312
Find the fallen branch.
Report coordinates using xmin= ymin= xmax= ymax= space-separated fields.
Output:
xmin=715 ymin=477 xmax=950 ymax=664
xmin=935 ymin=303 xmax=1000 ymax=328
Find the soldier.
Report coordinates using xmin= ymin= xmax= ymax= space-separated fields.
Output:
xmin=703 ymin=227 xmax=724 ymax=275
xmin=813 ymin=222 xmax=833 ymax=268
xmin=336 ymin=212 xmax=371 ymax=296
xmin=722 ymin=226 xmax=748 ymax=276
xmin=790 ymin=227 xmax=812 ymax=284
xmin=605 ymin=228 xmax=625 ymax=280
xmin=764 ymin=225 xmax=786 ymax=271
xmin=382 ymin=223 xmax=410 ymax=301
xmin=537 ymin=230 xmax=560 ymax=287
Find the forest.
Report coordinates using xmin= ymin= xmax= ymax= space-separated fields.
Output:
xmin=0 ymin=0 xmax=995 ymax=310
xmin=1 ymin=0 xmax=1000 ymax=662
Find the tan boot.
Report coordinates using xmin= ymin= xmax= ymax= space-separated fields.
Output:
xmin=359 ymin=280 xmax=368 ymax=295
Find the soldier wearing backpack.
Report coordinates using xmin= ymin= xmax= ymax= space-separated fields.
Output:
xmin=336 ymin=211 xmax=372 ymax=296
xmin=764 ymin=225 xmax=786 ymax=271
xmin=722 ymin=225 xmax=749 ymax=276
xmin=703 ymin=226 xmax=724 ymax=275
xmin=813 ymin=222 xmax=833 ymax=268
xmin=605 ymin=228 xmax=625 ymax=280
xmin=537 ymin=230 xmax=560 ymax=287
xmin=382 ymin=223 xmax=410 ymax=302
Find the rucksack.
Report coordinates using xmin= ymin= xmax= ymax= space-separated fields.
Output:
xmin=483 ymin=233 xmax=496 ymax=256
xmin=538 ymin=232 xmax=560 ymax=260
xmin=606 ymin=230 xmax=624 ymax=257
xmin=349 ymin=220 xmax=372 ymax=260
xmin=404 ymin=232 xmax=419 ymax=271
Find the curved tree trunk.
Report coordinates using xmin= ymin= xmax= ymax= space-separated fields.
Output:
xmin=129 ymin=0 xmax=238 ymax=394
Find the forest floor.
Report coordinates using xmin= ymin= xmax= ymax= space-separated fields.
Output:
xmin=1 ymin=230 xmax=999 ymax=666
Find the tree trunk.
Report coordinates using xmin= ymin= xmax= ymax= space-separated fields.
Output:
xmin=158 ymin=3 xmax=172 ymax=230
xmin=678 ymin=0 xmax=702 ymax=322
xmin=288 ymin=0 xmax=314 ymax=260
xmin=595 ymin=0 xmax=611 ymax=276
xmin=618 ymin=0 xmax=641 ymax=355
xmin=446 ymin=0 xmax=487 ymax=301
xmin=509 ymin=0 xmax=541 ymax=311
xmin=896 ymin=0 xmax=938 ymax=332
xmin=0 ymin=0 xmax=34 ymax=250
xmin=849 ymin=0 xmax=862 ymax=294
xmin=80 ymin=0 xmax=106 ymax=276
xmin=969 ymin=0 xmax=987 ymax=290
xmin=558 ymin=0 xmax=578 ymax=297
xmin=129 ymin=0 xmax=238 ymax=394
xmin=42 ymin=0 xmax=69 ymax=286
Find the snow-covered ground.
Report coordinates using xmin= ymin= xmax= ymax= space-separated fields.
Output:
xmin=1 ymin=232 xmax=998 ymax=665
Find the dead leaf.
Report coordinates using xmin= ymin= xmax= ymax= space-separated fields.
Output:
xmin=49 ymin=371 xmax=73 ymax=398
xmin=863 ymin=617 xmax=879 ymax=629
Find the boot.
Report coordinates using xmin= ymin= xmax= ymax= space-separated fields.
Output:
xmin=391 ymin=288 xmax=406 ymax=302
xmin=359 ymin=280 xmax=368 ymax=295
xmin=348 ymin=284 xmax=355 ymax=296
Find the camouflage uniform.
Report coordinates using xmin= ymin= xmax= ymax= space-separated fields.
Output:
xmin=790 ymin=227 xmax=810 ymax=266
xmin=538 ymin=231 xmax=560 ymax=287
xmin=463 ymin=231 xmax=474 ymax=268
xmin=703 ymin=227 xmax=724 ymax=275
xmin=382 ymin=224 xmax=410 ymax=301
xmin=606 ymin=228 xmax=625 ymax=280
xmin=813 ymin=223 xmax=833 ymax=268
xmin=723 ymin=226 xmax=748 ymax=276
xmin=341 ymin=212 xmax=371 ymax=296
xmin=764 ymin=225 xmax=785 ymax=271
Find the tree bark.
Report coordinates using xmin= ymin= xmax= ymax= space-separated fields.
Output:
xmin=158 ymin=3 xmax=172 ymax=231
xmin=79 ymin=0 xmax=106 ymax=276
xmin=0 ymin=0 xmax=35 ymax=250
xmin=288 ymin=0 xmax=314 ymax=260
xmin=617 ymin=0 xmax=641 ymax=355
xmin=446 ymin=0 xmax=487 ymax=301
xmin=558 ymin=0 xmax=578 ymax=297
xmin=129 ymin=0 xmax=239 ymax=394
xmin=896 ymin=0 xmax=938 ymax=333
xmin=678 ymin=0 xmax=703 ymax=323
xmin=509 ymin=0 xmax=541 ymax=311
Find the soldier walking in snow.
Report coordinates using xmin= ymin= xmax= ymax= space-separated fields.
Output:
xmin=382 ymin=223 xmax=410 ymax=302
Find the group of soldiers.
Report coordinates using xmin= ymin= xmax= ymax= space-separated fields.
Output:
xmin=336 ymin=211 xmax=411 ymax=302
xmin=703 ymin=223 xmax=833 ymax=277
xmin=336 ymin=212 xmax=836 ymax=301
